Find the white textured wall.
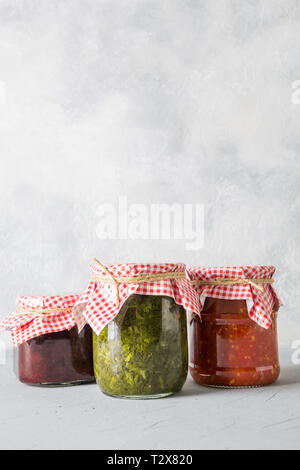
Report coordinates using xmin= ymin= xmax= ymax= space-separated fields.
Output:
xmin=0 ymin=1 xmax=299 ymax=344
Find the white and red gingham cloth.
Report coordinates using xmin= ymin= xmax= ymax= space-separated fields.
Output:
xmin=73 ymin=262 xmax=200 ymax=335
xmin=0 ymin=265 xmax=281 ymax=344
xmin=0 ymin=295 xmax=79 ymax=346
xmin=187 ymin=266 xmax=281 ymax=329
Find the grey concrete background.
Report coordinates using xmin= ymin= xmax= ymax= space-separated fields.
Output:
xmin=0 ymin=1 xmax=299 ymax=346
xmin=1 ymin=1 xmax=300 ymax=451
xmin=1 ymin=348 xmax=300 ymax=450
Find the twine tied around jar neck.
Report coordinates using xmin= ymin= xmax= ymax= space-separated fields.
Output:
xmin=93 ymin=258 xmax=187 ymax=305
xmin=11 ymin=306 xmax=72 ymax=319
xmin=191 ymin=277 xmax=274 ymax=292
xmin=93 ymin=259 xmax=121 ymax=304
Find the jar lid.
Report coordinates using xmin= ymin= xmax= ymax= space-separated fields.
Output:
xmin=73 ymin=261 xmax=200 ymax=335
xmin=0 ymin=294 xmax=79 ymax=346
xmin=187 ymin=266 xmax=281 ymax=329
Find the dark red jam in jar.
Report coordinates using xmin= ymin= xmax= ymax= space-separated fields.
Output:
xmin=14 ymin=325 xmax=94 ymax=386
xmin=190 ymin=298 xmax=280 ymax=388
xmin=0 ymin=294 xmax=96 ymax=386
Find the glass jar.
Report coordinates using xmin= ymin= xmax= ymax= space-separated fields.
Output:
xmin=190 ymin=297 xmax=280 ymax=388
xmin=93 ymin=294 xmax=188 ymax=399
xmin=14 ymin=325 xmax=95 ymax=386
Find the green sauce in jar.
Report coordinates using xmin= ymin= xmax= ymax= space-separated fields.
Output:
xmin=93 ymin=295 xmax=188 ymax=399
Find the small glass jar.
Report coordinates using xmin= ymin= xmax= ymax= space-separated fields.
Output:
xmin=93 ymin=294 xmax=188 ymax=399
xmin=14 ymin=325 xmax=95 ymax=386
xmin=190 ymin=297 xmax=280 ymax=388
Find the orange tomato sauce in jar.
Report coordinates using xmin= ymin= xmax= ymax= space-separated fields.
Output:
xmin=189 ymin=297 xmax=280 ymax=387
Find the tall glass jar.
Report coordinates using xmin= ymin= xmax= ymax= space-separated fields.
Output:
xmin=14 ymin=325 xmax=95 ymax=386
xmin=93 ymin=295 xmax=188 ymax=399
xmin=190 ymin=297 xmax=280 ymax=388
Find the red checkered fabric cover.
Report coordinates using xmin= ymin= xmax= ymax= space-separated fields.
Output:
xmin=73 ymin=262 xmax=200 ymax=335
xmin=0 ymin=295 xmax=79 ymax=346
xmin=187 ymin=266 xmax=281 ymax=329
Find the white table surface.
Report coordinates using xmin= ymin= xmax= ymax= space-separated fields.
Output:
xmin=0 ymin=348 xmax=299 ymax=450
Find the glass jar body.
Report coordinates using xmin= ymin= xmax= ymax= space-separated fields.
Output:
xmin=190 ymin=297 xmax=280 ymax=388
xmin=14 ymin=325 xmax=95 ymax=386
xmin=93 ymin=294 xmax=188 ymax=399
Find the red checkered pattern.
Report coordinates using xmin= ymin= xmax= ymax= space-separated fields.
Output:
xmin=187 ymin=266 xmax=281 ymax=329
xmin=73 ymin=263 xmax=200 ymax=335
xmin=0 ymin=294 xmax=79 ymax=346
